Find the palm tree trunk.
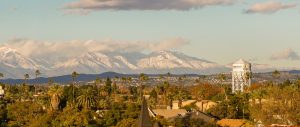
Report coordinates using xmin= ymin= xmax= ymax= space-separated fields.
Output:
xmin=35 ymin=75 xmax=37 ymax=95
xmin=179 ymin=99 xmax=182 ymax=108
xmin=259 ymin=98 xmax=262 ymax=108
xmin=72 ymin=78 xmax=75 ymax=107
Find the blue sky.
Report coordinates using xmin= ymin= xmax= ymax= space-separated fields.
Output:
xmin=1 ymin=0 xmax=300 ymax=68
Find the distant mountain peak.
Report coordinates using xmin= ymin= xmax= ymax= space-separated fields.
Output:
xmin=0 ymin=48 xmax=228 ymax=78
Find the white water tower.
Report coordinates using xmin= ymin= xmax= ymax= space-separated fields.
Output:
xmin=232 ymin=59 xmax=252 ymax=93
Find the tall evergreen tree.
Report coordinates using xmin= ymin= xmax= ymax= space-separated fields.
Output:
xmin=105 ymin=77 xmax=112 ymax=95
xmin=34 ymin=70 xmax=41 ymax=94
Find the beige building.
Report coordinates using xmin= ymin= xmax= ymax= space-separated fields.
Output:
xmin=196 ymin=100 xmax=218 ymax=112
xmin=172 ymin=100 xmax=197 ymax=109
xmin=151 ymin=109 xmax=187 ymax=119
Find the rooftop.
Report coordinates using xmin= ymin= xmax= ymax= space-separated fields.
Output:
xmin=217 ymin=119 xmax=247 ymax=127
xmin=152 ymin=109 xmax=187 ymax=119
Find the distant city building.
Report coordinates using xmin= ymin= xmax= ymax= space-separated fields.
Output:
xmin=232 ymin=59 xmax=252 ymax=93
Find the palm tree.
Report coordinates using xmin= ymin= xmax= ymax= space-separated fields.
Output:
xmin=272 ymin=70 xmax=281 ymax=84
xmin=24 ymin=74 xmax=29 ymax=84
xmin=167 ymin=72 xmax=171 ymax=82
xmin=139 ymin=73 xmax=148 ymax=98
xmin=166 ymin=89 xmax=175 ymax=109
xmin=72 ymin=71 xmax=79 ymax=83
xmin=94 ymin=77 xmax=101 ymax=98
xmin=126 ymin=76 xmax=133 ymax=96
xmin=71 ymin=71 xmax=79 ymax=107
xmin=218 ymin=73 xmax=229 ymax=100
xmin=251 ymin=89 xmax=267 ymax=108
xmin=35 ymin=70 xmax=41 ymax=94
xmin=48 ymin=85 xmax=63 ymax=111
xmin=76 ymin=87 xmax=97 ymax=109
xmin=174 ymin=90 xmax=188 ymax=108
xmin=197 ymin=88 xmax=206 ymax=111
xmin=112 ymin=81 xmax=118 ymax=98
xmin=162 ymin=81 xmax=170 ymax=105
xmin=35 ymin=70 xmax=41 ymax=79
xmin=149 ymin=88 xmax=158 ymax=108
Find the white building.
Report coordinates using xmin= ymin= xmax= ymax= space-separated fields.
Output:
xmin=232 ymin=59 xmax=252 ymax=93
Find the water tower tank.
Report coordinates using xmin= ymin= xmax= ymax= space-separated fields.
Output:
xmin=232 ymin=59 xmax=252 ymax=93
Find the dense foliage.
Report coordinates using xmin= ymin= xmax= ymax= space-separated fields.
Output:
xmin=0 ymin=73 xmax=299 ymax=126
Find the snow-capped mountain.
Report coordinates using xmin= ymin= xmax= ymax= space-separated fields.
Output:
xmin=136 ymin=51 xmax=226 ymax=74
xmin=49 ymin=52 xmax=139 ymax=76
xmin=0 ymin=47 xmax=41 ymax=70
xmin=0 ymin=47 xmax=49 ymax=78
xmin=45 ymin=50 xmax=225 ymax=77
xmin=0 ymin=47 xmax=228 ymax=78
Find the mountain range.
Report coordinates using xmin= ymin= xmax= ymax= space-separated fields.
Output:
xmin=0 ymin=46 xmax=276 ymax=79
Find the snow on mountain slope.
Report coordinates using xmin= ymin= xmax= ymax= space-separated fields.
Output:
xmin=137 ymin=50 xmax=218 ymax=69
xmin=49 ymin=52 xmax=139 ymax=76
xmin=50 ymin=50 xmax=223 ymax=76
xmin=0 ymin=47 xmax=46 ymax=70
xmin=114 ymin=55 xmax=138 ymax=70
xmin=0 ymin=47 xmax=231 ymax=78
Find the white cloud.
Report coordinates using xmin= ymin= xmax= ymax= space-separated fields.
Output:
xmin=245 ymin=1 xmax=297 ymax=14
xmin=63 ymin=0 xmax=236 ymax=14
xmin=270 ymin=48 xmax=300 ymax=60
xmin=1 ymin=38 xmax=189 ymax=58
